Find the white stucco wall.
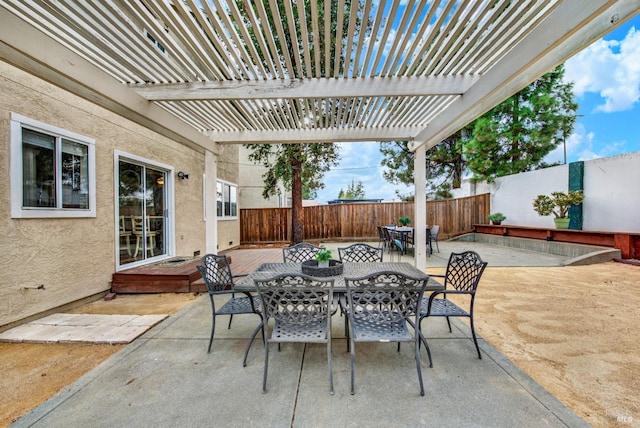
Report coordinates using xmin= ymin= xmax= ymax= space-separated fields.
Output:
xmin=0 ymin=61 xmax=238 ymax=327
xmin=451 ymin=152 xmax=640 ymax=232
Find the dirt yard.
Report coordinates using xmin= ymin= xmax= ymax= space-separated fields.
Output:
xmin=2 ymin=263 xmax=639 ymax=427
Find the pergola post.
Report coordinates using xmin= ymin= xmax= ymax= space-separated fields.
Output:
xmin=205 ymin=150 xmax=218 ymax=254
xmin=414 ymin=144 xmax=427 ymax=271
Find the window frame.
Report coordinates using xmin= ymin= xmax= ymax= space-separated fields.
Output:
xmin=10 ymin=113 xmax=96 ymax=218
xmin=216 ymin=179 xmax=238 ymax=220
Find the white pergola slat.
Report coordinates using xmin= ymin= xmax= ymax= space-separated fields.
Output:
xmin=1 ymin=0 xmax=638 ymax=149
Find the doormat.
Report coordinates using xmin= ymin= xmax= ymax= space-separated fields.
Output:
xmin=0 ymin=313 xmax=168 ymax=344
xmin=152 ymin=257 xmax=198 ymax=268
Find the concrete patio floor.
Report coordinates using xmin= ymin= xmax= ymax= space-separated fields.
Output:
xmin=13 ymin=294 xmax=586 ymax=428
xmin=12 ymin=241 xmax=590 ymax=427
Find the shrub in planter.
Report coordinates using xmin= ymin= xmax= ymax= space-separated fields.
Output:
xmin=488 ymin=212 xmax=507 ymax=225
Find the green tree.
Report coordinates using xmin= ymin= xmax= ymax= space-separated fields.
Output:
xmin=245 ymin=143 xmax=339 ymax=241
xmin=302 ymin=183 xmax=317 ymax=200
xmin=380 ymin=65 xmax=577 ymax=193
xmin=240 ymin=0 xmax=367 ymax=243
xmin=338 ymin=179 xmax=365 ymax=199
xmin=380 ymin=127 xmax=472 ymax=199
xmin=465 ymin=64 xmax=577 ymax=181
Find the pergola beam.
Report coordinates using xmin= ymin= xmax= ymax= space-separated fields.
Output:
xmin=129 ymin=75 xmax=480 ymax=101
xmin=209 ymin=126 xmax=421 ymax=144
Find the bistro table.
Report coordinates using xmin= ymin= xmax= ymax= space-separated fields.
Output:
xmin=234 ymin=262 xmax=443 ymax=293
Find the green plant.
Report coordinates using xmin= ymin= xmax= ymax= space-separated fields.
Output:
xmin=398 ymin=216 xmax=411 ymax=226
xmin=315 ymin=246 xmax=332 ymax=262
xmin=488 ymin=212 xmax=507 ymax=222
xmin=532 ymin=190 xmax=584 ymax=218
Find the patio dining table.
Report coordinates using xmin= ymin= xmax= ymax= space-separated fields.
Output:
xmin=234 ymin=262 xmax=443 ymax=293
xmin=385 ymin=226 xmax=415 ymax=255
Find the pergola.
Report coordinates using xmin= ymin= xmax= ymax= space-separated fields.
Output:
xmin=1 ymin=0 xmax=638 ymax=269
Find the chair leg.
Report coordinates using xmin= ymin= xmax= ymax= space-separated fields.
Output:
xmin=470 ymin=316 xmax=482 ymax=359
xmin=327 ymin=336 xmax=334 ymax=395
xmin=148 ymin=235 xmax=155 ymax=256
xmin=134 ymin=236 xmax=141 ymax=258
xmin=243 ymin=319 xmax=265 ymax=367
xmin=445 ymin=316 xmax=452 ymax=332
xmin=227 ymin=314 xmax=233 ymax=329
xmin=349 ymin=339 xmax=356 ymax=395
xmin=262 ymin=341 xmax=270 ymax=393
xmin=207 ymin=312 xmax=216 ymax=353
xmin=344 ymin=316 xmax=350 ymax=351
xmin=414 ymin=339 xmax=425 ymax=396
xmin=417 ymin=318 xmax=433 ymax=367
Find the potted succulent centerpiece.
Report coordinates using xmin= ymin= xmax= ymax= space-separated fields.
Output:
xmin=398 ymin=216 xmax=411 ymax=227
xmin=315 ymin=246 xmax=333 ymax=268
xmin=532 ymin=190 xmax=584 ymax=229
xmin=488 ymin=212 xmax=507 ymax=225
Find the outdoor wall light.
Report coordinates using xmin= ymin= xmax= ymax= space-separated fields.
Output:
xmin=177 ymin=171 xmax=189 ymax=180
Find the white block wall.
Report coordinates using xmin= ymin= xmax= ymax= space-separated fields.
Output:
xmin=451 ymin=151 xmax=640 ymax=233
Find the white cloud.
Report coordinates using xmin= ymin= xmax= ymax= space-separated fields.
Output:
xmin=565 ymin=27 xmax=640 ymax=113
xmin=544 ymin=122 xmax=630 ymax=164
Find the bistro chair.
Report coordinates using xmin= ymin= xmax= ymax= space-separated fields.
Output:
xmin=429 ymin=225 xmax=441 ymax=253
xmin=131 ymin=215 xmax=158 ymax=257
xmin=119 ymin=215 xmax=132 ymax=256
xmin=338 ymin=243 xmax=384 ymax=263
xmin=282 ymin=242 xmax=321 ymax=263
xmin=253 ymin=273 xmax=335 ymax=394
xmin=376 ymin=225 xmax=388 ymax=250
xmin=419 ymin=251 xmax=487 ymax=359
xmin=343 ymin=271 xmax=429 ymax=396
xmin=197 ymin=254 xmax=264 ymax=366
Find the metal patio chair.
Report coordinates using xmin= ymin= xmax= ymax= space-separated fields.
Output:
xmin=338 ymin=243 xmax=384 ymax=263
xmin=282 ymin=242 xmax=321 ymax=263
xmin=253 ymin=273 xmax=335 ymax=394
xmin=419 ymin=251 xmax=487 ymax=359
xmin=343 ymin=271 xmax=429 ymax=396
xmin=197 ymin=254 xmax=264 ymax=366
xmin=376 ymin=225 xmax=388 ymax=250
xmin=429 ymin=225 xmax=441 ymax=253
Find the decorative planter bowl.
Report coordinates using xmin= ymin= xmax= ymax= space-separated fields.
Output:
xmin=301 ymin=259 xmax=344 ymax=277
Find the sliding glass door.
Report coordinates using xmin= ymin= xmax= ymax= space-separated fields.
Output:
xmin=118 ymin=159 xmax=167 ymax=266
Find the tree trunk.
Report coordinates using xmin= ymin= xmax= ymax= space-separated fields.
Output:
xmin=291 ymin=151 xmax=304 ymax=244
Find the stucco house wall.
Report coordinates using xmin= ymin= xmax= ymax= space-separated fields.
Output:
xmin=451 ymin=151 xmax=640 ymax=232
xmin=0 ymin=61 xmax=238 ymax=327
xmin=238 ymin=145 xmax=290 ymax=209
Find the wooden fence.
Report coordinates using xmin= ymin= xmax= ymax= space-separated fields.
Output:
xmin=240 ymin=193 xmax=490 ymax=244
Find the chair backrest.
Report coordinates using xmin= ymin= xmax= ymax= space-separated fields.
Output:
xmin=430 ymin=225 xmax=440 ymax=238
xmin=196 ymin=254 xmax=235 ymax=294
xmin=344 ymin=271 xmax=427 ymax=322
xmin=376 ymin=226 xmax=386 ymax=240
xmin=253 ymin=273 xmax=334 ymax=326
xmin=131 ymin=215 xmax=151 ymax=233
xmin=282 ymin=242 xmax=321 ymax=263
xmin=119 ymin=216 xmax=129 ymax=233
xmin=338 ymin=243 xmax=384 ymax=263
xmin=443 ymin=251 xmax=487 ymax=293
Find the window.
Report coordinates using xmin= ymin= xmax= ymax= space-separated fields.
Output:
xmin=10 ymin=113 xmax=96 ymax=218
xmin=216 ymin=180 xmax=237 ymax=219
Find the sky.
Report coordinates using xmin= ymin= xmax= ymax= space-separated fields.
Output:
xmin=314 ymin=14 xmax=640 ymax=204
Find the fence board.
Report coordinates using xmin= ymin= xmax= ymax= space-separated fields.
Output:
xmin=240 ymin=194 xmax=490 ymax=244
